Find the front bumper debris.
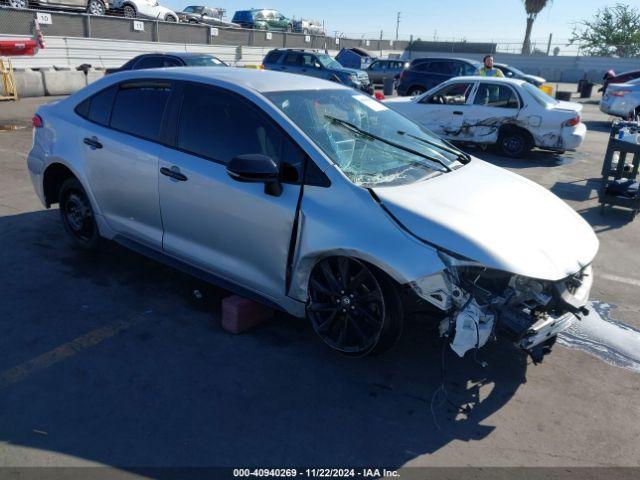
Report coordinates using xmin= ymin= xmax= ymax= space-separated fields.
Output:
xmin=413 ymin=262 xmax=592 ymax=361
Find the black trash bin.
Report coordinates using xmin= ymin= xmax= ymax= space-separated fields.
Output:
xmin=580 ymin=81 xmax=594 ymax=99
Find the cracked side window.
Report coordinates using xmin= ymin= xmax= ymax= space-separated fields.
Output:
xmin=474 ymin=83 xmax=520 ymax=109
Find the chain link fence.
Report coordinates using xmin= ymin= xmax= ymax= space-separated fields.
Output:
xmin=0 ymin=6 xmax=410 ymax=52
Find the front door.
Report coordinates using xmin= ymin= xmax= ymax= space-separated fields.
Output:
xmin=412 ymin=81 xmax=476 ymax=140
xmin=81 ymin=80 xmax=173 ymax=249
xmin=158 ymin=82 xmax=304 ymax=300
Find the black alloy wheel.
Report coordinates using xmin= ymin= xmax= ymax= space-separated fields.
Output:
xmin=307 ymin=256 xmax=402 ymax=356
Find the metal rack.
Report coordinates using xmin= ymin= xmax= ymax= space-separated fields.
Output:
xmin=599 ymin=121 xmax=640 ymax=218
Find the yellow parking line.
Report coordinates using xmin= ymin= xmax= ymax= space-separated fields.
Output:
xmin=0 ymin=314 xmax=144 ymax=390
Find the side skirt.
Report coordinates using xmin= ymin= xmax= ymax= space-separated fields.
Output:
xmin=113 ymin=235 xmax=305 ymax=315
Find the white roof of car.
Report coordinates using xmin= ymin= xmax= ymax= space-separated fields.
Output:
xmin=448 ymin=76 xmax=528 ymax=87
xmin=108 ymin=67 xmax=348 ymax=93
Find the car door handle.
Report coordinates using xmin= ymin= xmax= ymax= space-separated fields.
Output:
xmin=160 ymin=166 xmax=188 ymax=182
xmin=453 ymin=111 xmax=464 ymax=115
xmin=83 ymin=137 xmax=102 ymax=149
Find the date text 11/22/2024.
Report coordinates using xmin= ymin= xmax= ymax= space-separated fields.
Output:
xmin=233 ymin=468 xmax=400 ymax=478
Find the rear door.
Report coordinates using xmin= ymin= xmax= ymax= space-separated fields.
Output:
xmin=158 ymin=82 xmax=304 ymax=300
xmin=280 ymin=51 xmax=301 ymax=74
xmin=466 ymin=82 xmax=521 ymax=143
xmin=79 ymin=80 xmax=173 ymax=248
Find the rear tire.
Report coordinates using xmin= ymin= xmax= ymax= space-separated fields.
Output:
xmin=8 ymin=0 xmax=27 ymax=8
xmin=498 ymin=129 xmax=532 ymax=158
xmin=307 ymin=257 xmax=403 ymax=357
xmin=165 ymin=14 xmax=177 ymax=22
xmin=408 ymin=87 xmax=425 ymax=96
xmin=122 ymin=4 xmax=136 ymax=18
xmin=59 ymin=178 xmax=101 ymax=251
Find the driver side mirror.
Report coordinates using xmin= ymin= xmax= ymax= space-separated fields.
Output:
xmin=227 ymin=154 xmax=282 ymax=196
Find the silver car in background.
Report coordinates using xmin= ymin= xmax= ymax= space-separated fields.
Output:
xmin=600 ymin=78 xmax=640 ymax=119
xmin=7 ymin=0 xmax=107 ymax=15
xmin=292 ymin=18 xmax=324 ymax=35
xmin=28 ymin=68 xmax=597 ymax=361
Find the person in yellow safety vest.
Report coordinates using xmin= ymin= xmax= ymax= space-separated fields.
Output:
xmin=476 ymin=55 xmax=504 ymax=77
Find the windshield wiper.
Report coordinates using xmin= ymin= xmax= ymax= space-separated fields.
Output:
xmin=396 ymin=130 xmax=471 ymax=163
xmin=325 ymin=115 xmax=452 ymax=173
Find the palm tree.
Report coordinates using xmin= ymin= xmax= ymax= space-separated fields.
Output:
xmin=521 ymin=0 xmax=552 ymax=55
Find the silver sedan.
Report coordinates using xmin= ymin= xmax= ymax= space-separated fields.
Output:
xmin=600 ymin=78 xmax=640 ymax=119
xmin=28 ymin=68 xmax=598 ymax=360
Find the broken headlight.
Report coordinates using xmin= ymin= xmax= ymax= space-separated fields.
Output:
xmin=552 ymin=264 xmax=593 ymax=313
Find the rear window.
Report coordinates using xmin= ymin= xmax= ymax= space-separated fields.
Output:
xmin=110 ymin=82 xmax=172 ymax=142
xmin=183 ymin=55 xmax=226 ymax=67
xmin=264 ymin=50 xmax=284 ymax=65
xmin=75 ymin=85 xmax=117 ymax=126
xmin=232 ymin=11 xmax=253 ymax=22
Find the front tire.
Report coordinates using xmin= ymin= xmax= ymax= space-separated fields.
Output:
xmin=165 ymin=14 xmax=177 ymax=22
xmin=307 ymin=257 xmax=403 ymax=357
xmin=86 ymin=0 xmax=105 ymax=15
xmin=498 ymin=129 xmax=532 ymax=158
xmin=408 ymin=87 xmax=425 ymax=96
xmin=59 ymin=178 xmax=101 ymax=251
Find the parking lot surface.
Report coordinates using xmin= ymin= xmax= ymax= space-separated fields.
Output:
xmin=0 ymin=90 xmax=639 ymax=471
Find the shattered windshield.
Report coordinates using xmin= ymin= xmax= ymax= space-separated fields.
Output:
xmin=265 ymin=89 xmax=463 ymax=187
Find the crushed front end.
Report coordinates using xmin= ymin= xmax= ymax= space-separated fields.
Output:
xmin=410 ymin=256 xmax=593 ymax=363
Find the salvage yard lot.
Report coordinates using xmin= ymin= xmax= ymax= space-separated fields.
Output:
xmin=0 ymin=89 xmax=639 ymax=470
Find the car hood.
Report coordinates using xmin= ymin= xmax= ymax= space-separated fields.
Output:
xmin=372 ymin=158 xmax=598 ymax=281
xmin=334 ymin=66 xmax=367 ymax=77
xmin=525 ymin=74 xmax=545 ymax=84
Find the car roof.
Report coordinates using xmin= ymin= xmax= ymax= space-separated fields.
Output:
xmin=136 ymin=52 xmax=219 ymax=59
xmin=411 ymin=57 xmax=480 ymax=63
xmin=446 ymin=75 xmax=527 ymax=86
xmin=110 ymin=67 xmax=350 ymax=93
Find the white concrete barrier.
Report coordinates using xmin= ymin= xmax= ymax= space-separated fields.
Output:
xmin=85 ymin=69 xmax=104 ymax=85
xmin=12 ymin=68 xmax=45 ymax=98
xmin=42 ymin=68 xmax=87 ymax=96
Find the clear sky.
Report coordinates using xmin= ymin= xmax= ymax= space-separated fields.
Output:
xmin=162 ymin=0 xmax=629 ymax=43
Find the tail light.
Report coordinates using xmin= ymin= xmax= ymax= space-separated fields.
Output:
xmin=374 ymin=92 xmax=385 ymax=100
xmin=610 ymin=89 xmax=631 ymax=97
xmin=399 ymin=70 xmax=406 ymax=80
xmin=32 ymin=115 xmax=43 ymax=128
xmin=564 ymin=115 xmax=581 ymax=127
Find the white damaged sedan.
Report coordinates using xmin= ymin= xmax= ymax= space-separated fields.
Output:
xmin=28 ymin=69 xmax=597 ymax=362
xmin=386 ymin=76 xmax=587 ymax=158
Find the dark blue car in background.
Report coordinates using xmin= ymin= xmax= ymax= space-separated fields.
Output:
xmin=397 ymin=57 xmax=481 ymax=96
xmin=262 ymin=49 xmax=374 ymax=94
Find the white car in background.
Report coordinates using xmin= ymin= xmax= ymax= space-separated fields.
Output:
xmin=386 ymin=77 xmax=586 ymax=157
xmin=113 ymin=0 xmax=178 ymax=21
